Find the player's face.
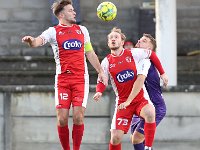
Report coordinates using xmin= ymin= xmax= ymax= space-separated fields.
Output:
xmin=60 ymin=5 xmax=76 ymax=24
xmin=108 ymin=32 xmax=124 ymax=50
xmin=135 ymin=36 xmax=153 ymax=50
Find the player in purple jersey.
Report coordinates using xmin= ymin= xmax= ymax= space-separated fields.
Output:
xmin=130 ymin=34 xmax=167 ymax=150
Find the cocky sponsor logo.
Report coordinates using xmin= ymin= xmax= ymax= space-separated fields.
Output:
xmin=116 ymin=69 xmax=134 ymax=83
xmin=62 ymin=39 xmax=82 ymax=50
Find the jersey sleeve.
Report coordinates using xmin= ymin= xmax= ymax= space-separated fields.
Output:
xmin=130 ymin=48 xmax=152 ymax=63
xmin=131 ymin=48 xmax=165 ymax=75
xmin=39 ymin=27 xmax=56 ymax=46
xmin=80 ymin=25 xmax=93 ymax=52
xmin=137 ymin=59 xmax=151 ymax=77
xmin=149 ymin=51 xmax=165 ymax=75
xmin=96 ymin=57 xmax=109 ymax=93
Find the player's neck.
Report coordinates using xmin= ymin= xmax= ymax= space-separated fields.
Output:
xmin=111 ymin=48 xmax=123 ymax=56
xmin=59 ymin=20 xmax=73 ymax=27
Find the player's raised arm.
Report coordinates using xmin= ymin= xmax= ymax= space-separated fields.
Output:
xmin=131 ymin=48 xmax=165 ymax=75
xmin=22 ymin=36 xmax=43 ymax=48
xmin=132 ymin=48 xmax=168 ymax=86
xmin=149 ymin=51 xmax=165 ymax=74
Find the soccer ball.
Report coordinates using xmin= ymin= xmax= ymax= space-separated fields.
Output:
xmin=97 ymin=1 xmax=117 ymax=21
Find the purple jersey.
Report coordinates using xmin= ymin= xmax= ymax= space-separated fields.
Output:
xmin=131 ymin=61 xmax=166 ymax=134
xmin=145 ymin=61 xmax=166 ymax=115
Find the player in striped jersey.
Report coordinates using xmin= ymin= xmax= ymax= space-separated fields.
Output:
xmin=22 ymin=1 xmax=107 ymax=150
xmin=93 ymin=27 xmax=166 ymax=150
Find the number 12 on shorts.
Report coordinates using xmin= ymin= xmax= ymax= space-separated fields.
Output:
xmin=60 ymin=93 xmax=68 ymax=100
xmin=117 ymin=118 xmax=128 ymax=126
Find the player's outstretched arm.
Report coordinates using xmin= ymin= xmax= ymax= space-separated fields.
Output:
xmin=131 ymin=48 xmax=166 ymax=75
xmin=22 ymin=36 xmax=43 ymax=48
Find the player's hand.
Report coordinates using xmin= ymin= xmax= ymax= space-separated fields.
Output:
xmin=118 ymin=101 xmax=131 ymax=110
xmin=22 ymin=36 xmax=35 ymax=46
xmin=93 ymin=92 xmax=102 ymax=102
xmin=98 ymin=72 xmax=108 ymax=86
xmin=160 ymin=73 xmax=168 ymax=88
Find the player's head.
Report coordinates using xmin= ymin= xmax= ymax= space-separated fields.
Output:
xmin=52 ymin=0 xmax=76 ymax=24
xmin=107 ymin=27 xmax=126 ymax=51
xmin=135 ymin=33 xmax=156 ymax=51
xmin=123 ymin=40 xmax=134 ymax=49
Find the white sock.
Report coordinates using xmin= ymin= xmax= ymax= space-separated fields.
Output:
xmin=145 ymin=146 xmax=152 ymax=150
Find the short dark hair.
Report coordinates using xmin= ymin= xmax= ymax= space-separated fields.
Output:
xmin=52 ymin=0 xmax=72 ymax=17
xmin=143 ymin=33 xmax=157 ymax=50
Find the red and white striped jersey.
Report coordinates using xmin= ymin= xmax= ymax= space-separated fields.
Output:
xmin=40 ymin=24 xmax=91 ymax=76
xmin=97 ymin=48 xmax=152 ymax=103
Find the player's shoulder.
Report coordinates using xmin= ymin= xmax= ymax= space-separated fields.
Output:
xmin=106 ymin=53 xmax=113 ymax=60
xmin=77 ymin=24 xmax=85 ymax=28
xmin=78 ymin=25 xmax=88 ymax=31
xmin=130 ymin=47 xmax=151 ymax=56
xmin=41 ymin=26 xmax=56 ymax=37
xmin=130 ymin=48 xmax=141 ymax=53
xmin=100 ymin=56 xmax=109 ymax=66
xmin=102 ymin=54 xmax=113 ymax=61
xmin=53 ymin=24 xmax=62 ymax=30
xmin=45 ymin=26 xmax=55 ymax=31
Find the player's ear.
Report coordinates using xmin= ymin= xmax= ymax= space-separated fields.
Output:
xmin=121 ymin=40 xmax=125 ymax=46
xmin=58 ymin=11 xmax=64 ymax=19
xmin=148 ymin=45 xmax=153 ymax=50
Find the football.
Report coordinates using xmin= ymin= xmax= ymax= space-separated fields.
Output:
xmin=97 ymin=1 xmax=117 ymax=21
